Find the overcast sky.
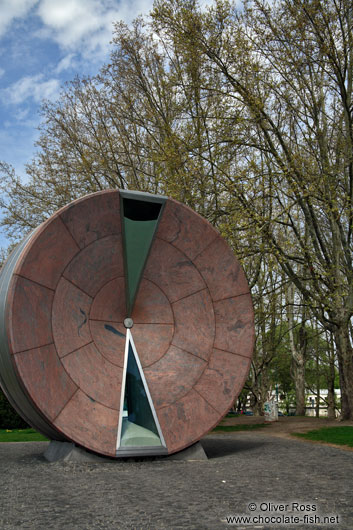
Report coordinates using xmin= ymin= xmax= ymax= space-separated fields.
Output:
xmin=0 ymin=0 xmax=157 ymax=249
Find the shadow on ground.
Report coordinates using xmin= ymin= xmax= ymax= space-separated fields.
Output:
xmin=17 ymin=437 xmax=267 ymax=463
xmin=201 ymin=436 xmax=267 ymax=459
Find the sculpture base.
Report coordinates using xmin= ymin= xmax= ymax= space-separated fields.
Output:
xmin=166 ymin=441 xmax=208 ymax=461
xmin=43 ymin=440 xmax=208 ymax=463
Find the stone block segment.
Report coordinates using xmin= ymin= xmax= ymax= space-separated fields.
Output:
xmin=13 ymin=216 xmax=79 ymax=291
xmin=60 ymin=190 xmax=121 ymax=249
xmin=214 ymin=294 xmax=255 ymax=358
xmin=144 ymin=345 xmax=206 ymax=409
xmin=143 ymin=238 xmax=206 ymax=303
xmin=52 ymin=277 xmax=92 ymax=357
xmin=61 ymin=342 xmax=122 ymax=410
xmin=54 ymin=389 xmax=118 ymax=457
xmin=193 ymin=236 xmax=250 ymax=301
xmin=172 ymin=289 xmax=214 ymax=361
xmin=14 ymin=344 xmax=77 ymax=420
xmin=63 ymin=235 xmax=124 ymax=297
xmin=7 ymin=276 xmax=54 ymax=354
xmin=156 ymin=198 xmax=218 ymax=260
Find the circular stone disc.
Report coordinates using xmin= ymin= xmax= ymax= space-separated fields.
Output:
xmin=1 ymin=190 xmax=254 ymax=457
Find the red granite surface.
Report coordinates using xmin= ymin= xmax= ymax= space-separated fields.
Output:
xmin=6 ymin=190 xmax=254 ymax=456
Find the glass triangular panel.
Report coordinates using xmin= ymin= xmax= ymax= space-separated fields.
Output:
xmin=116 ymin=330 xmax=166 ymax=453
xmin=120 ymin=191 xmax=166 ymax=316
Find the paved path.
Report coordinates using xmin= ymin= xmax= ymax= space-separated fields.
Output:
xmin=0 ymin=433 xmax=352 ymax=529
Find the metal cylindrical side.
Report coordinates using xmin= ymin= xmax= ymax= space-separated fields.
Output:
xmin=0 ymin=231 xmax=66 ymax=441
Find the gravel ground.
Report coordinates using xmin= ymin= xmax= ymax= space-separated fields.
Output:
xmin=0 ymin=430 xmax=352 ymax=530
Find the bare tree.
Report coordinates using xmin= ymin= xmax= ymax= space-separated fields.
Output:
xmin=153 ymin=0 xmax=353 ymax=417
xmin=1 ymin=0 xmax=351 ymax=417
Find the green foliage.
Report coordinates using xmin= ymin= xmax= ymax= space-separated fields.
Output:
xmin=266 ymin=322 xmax=293 ymax=395
xmin=0 ymin=389 xmax=28 ymax=429
xmin=305 ymin=358 xmax=340 ymax=391
xmin=0 ymin=428 xmax=48 ymax=443
xmin=293 ymin=427 xmax=353 ymax=447
xmin=249 ymin=322 xmax=333 ymax=398
xmin=273 ymin=323 xmax=336 ymax=389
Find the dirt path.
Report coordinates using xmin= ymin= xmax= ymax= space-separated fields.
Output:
xmin=219 ymin=414 xmax=353 ymax=450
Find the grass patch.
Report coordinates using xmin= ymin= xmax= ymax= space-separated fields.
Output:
xmin=212 ymin=423 xmax=268 ymax=433
xmin=293 ymin=426 xmax=353 ymax=447
xmin=0 ymin=428 xmax=48 ymax=442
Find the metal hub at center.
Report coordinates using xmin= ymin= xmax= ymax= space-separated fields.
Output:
xmin=124 ymin=317 xmax=134 ymax=329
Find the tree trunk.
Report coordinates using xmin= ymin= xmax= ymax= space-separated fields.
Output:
xmin=326 ymin=333 xmax=336 ymax=419
xmin=326 ymin=382 xmax=336 ymax=419
xmin=252 ymin=399 xmax=264 ymax=416
xmin=250 ymin=385 xmax=265 ymax=416
xmin=315 ymin=348 xmax=320 ymax=418
xmin=286 ymin=283 xmax=306 ymax=416
xmin=333 ymin=324 xmax=353 ymax=420
xmin=293 ymin=357 xmax=306 ymax=416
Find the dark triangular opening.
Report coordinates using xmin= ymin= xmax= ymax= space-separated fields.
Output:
xmin=120 ymin=193 xmax=165 ymax=316
xmin=123 ymin=198 xmax=162 ymax=221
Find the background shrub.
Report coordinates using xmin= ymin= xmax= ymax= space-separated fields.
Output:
xmin=0 ymin=389 xmax=28 ymax=429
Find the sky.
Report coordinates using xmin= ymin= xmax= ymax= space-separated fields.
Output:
xmin=0 ymin=0 xmax=157 ymax=249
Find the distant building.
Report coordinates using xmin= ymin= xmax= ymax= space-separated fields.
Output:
xmin=305 ymin=389 xmax=340 ymax=417
xmin=267 ymin=389 xmax=341 ymax=417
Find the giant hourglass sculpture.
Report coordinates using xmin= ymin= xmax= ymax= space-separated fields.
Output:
xmin=0 ymin=190 xmax=254 ymax=457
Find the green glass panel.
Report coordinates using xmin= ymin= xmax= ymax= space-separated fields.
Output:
xmin=122 ymin=197 xmax=164 ymax=316
xmin=124 ymin=217 xmax=158 ymax=315
xmin=120 ymin=342 xmax=162 ymax=448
